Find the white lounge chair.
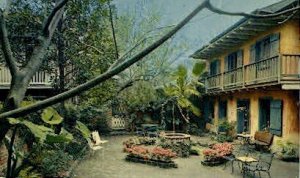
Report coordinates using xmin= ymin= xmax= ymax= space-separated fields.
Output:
xmin=91 ymin=131 xmax=108 ymax=145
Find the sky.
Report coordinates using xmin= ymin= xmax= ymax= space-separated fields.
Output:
xmin=113 ymin=0 xmax=281 ymax=66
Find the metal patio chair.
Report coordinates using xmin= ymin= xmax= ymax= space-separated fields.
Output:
xmin=243 ymin=152 xmax=275 ymax=178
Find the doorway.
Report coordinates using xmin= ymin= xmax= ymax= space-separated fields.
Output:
xmin=259 ymin=99 xmax=271 ymax=131
xmin=237 ymin=99 xmax=250 ymax=133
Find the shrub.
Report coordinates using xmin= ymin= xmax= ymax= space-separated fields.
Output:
xmin=39 ymin=149 xmax=73 ymax=177
xmin=275 ymin=140 xmax=299 ymax=161
xmin=159 ymin=139 xmax=191 ymax=157
xmin=26 ymin=145 xmax=73 ymax=177
xmin=216 ymin=134 xmax=233 ymax=143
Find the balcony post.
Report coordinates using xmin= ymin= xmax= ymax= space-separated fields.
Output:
xmin=221 ymin=72 xmax=224 ymax=91
xmin=242 ymin=65 xmax=245 ymax=88
xmin=278 ymin=54 xmax=281 ymax=83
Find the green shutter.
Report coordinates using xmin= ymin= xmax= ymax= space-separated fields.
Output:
xmin=237 ymin=50 xmax=243 ymax=67
xmin=270 ymin=33 xmax=280 ymax=57
xmin=210 ymin=61 xmax=215 ymax=75
xmin=270 ymin=100 xmax=282 ymax=136
xmin=250 ymin=44 xmax=256 ymax=63
xmin=224 ymin=56 xmax=229 ymax=72
xmin=216 ymin=59 xmax=221 ymax=74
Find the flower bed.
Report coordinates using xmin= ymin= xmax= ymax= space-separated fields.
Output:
xmin=123 ymin=142 xmax=178 ymax=168
xmin=202 ymin=143 xmax=233 ymax=166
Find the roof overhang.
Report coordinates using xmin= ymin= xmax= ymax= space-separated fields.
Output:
xmin=191 ymin=0 xmax=300 ymax=60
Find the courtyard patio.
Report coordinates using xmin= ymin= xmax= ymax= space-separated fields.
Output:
xmin=73 ymin=135 xmax=299 ymax=178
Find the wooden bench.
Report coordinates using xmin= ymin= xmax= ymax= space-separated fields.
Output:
xmin=253 ymin=131 xmax=273 ymax=150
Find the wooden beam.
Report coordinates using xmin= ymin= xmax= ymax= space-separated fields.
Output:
xmin=225 ymin=35 xmax=249 ymax=40
xmin=239 ymin=26 xmax=267 ymax=32
xmin=220 ymin=38 xmax=245 ymax=44
xmin=247 ymin=20 xmax=277 ymax=26
xmin=231 ymin=30 xmax=256 ymax=36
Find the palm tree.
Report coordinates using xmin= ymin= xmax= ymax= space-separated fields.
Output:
xmin=163 ymin=62 xmax=205 ymax=131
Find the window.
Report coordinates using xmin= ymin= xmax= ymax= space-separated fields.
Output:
xmin=225 ymin=50 xmax=243 ymax=71
xmin=250 ymin=33 xmax=280 ymax=62
xmin=209 ymin=59 xmax=220 ymax=75
xmin=218 ymin=100 xmax=227 ymax=119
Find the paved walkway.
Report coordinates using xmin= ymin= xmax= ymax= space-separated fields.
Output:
xmin=73 ymin=135 xmax=299 ymax=178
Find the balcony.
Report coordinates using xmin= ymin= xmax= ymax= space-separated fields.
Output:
xmin=205 ymin=54 xmax=300 ymax=93
xmin=0 ymin=66 xmax=52 ymax=89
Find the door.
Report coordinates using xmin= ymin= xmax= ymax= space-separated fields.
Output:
xmin=237 ymin=99 xmax=250 ymax=133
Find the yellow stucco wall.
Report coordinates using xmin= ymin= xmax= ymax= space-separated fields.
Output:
xmin=206 ymin=19 xmax=299 ymax=147
xmin=213 ymin=90 xmax=299 ymax=146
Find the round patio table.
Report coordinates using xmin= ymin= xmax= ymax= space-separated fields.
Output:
xmin=237 ymin=133 xmax=252 ymax=145
xmin=236 ymin=156 xmax=257 ymax=178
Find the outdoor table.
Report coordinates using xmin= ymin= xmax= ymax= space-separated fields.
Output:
xmin=237 ymin=133 xmax=252 ymax=145
xmin=236 ymin=156 xmax=257 ymax=177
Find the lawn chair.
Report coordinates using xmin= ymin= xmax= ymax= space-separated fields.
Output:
xmin=88 ymin=131 xmax=108 ymax=151
xmin=87 ymin=139 xmax=103 ymax=151
xmin=243 ymin=152 xmax=275 ymax=178
xmin=91 ymin=131 xmax=108 ymax=144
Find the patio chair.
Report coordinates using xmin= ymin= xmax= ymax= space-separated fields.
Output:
xmin=243 ymin=152 xmax=275 ymax=178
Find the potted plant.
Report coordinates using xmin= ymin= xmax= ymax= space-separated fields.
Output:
xmin=275 ymin=140 xmax=299 ymax=162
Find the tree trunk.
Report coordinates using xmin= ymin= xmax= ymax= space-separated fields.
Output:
xmin=0 ymin=73 xmax=29 ymax=141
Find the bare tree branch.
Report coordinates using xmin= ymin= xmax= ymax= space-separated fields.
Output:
xmin=107 ymin=0 xmax=119 ymax=60
xmin=0 ymin=0 xmax=210 ymax=119
xmin=108 ymin=37 xmax=147 ymax=70
xmin=206 ymin=0 xmax=300 ymax=19
xmin=42 ymin=0 xmax=69 ymax=36
xmin=0 ymin=12 xmax=18 ymax=76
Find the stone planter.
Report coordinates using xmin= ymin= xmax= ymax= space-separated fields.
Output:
xmin=125 ymin=155 xmax=178 ymax=168
xmin=201 ymin=158 xmax=225 ymax=166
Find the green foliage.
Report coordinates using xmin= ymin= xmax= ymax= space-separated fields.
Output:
xmin=27 ymin=145 xmax=73 ymax=177
xmin=192 ymin=62 xmax=206 ymax=76
xmin=18 ymin=166 xmax=41 ymax=178
xmin=45 ymin=128 xmax=74 ymax=144
xmin=40 ymin=150 xmax=73 ymax=177
xmin=8 ymin=118 xmax=53 ymax=144
xmin=216 ymin=134 xmax=233 ymax=143
xmin=218 ymin=120 xmax=236 ymax=135
xmin=276 ymin=140 xmax=299 ymax=161
xmin=75 ymin=121 xmax=91 ymax=140
xmin=164 ymin=64 xmax=203 ymax=117
xmin=190 ymin=146 xmax=202 ymax=155
xmin=41 ymin=107 xmax=63 ymax=125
